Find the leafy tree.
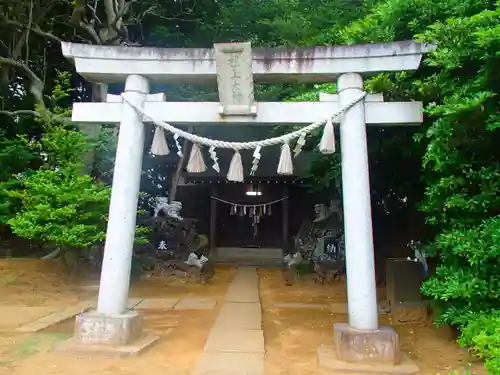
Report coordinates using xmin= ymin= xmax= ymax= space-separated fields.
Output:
xmin=335 ymin=0 xmax=500 ymax=371
xmin=4 ymin=72 xmax=109 ymax=256
xmin=0 ymin=137 xmax=35 ymax=225
xmin=209 ymin=0 xmax=366 ymax=46
xmin=3 ymin=72 xmax=149 ymax=267
xmin=7 ymin=167 xmax=111 ymax=249
xmin=415 ymin=5 xmax=500 ymax=337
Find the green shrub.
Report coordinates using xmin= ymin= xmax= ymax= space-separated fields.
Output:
xmin=7 ymin=167 xmax=111 ymax=249
xmin=459 ymin=311 xmax=500 ymax=374
xmin=421 ymin=216 xmax=500 ymax=327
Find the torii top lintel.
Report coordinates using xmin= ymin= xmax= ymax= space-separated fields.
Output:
xmin=61 ymin=41 xmax=434 ymax=84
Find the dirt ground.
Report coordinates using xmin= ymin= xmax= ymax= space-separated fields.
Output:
xmin=0 ymin=259 xmax=93 ymax=307
xmin=0 ymin=259 xmax=236 ymax=375
xmin=259 ymin=269 xmax=487 ymax=375
xmin=0 ymin=259 xmax=488 ymax=375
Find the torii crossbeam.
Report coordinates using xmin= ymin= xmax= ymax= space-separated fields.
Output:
xmin=72 ymin=98 xmax=422 ymax=126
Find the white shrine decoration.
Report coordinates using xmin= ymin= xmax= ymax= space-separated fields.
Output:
xmin=63 ymin=40 xmax=433 ymax=338
xmin=211 ymin=196 xmax=287 ymax=217
xmin=125 ymin=92 xmax=365 ymax=181
xmin=210 ymin=196 xmax=287 ymax=238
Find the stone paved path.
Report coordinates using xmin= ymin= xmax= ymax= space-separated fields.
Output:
xmin=8 ymin=300 xmax=94 ymax=333
xmin=193 ymin=267 xmax=264 ymax=375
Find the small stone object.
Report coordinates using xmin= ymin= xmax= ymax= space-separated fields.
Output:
xmin=185 ymin=252 xmax=208 ymax=269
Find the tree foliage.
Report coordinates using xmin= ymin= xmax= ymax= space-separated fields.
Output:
xmin=336 ymin=0 xmax=500 ymax=371
xmin=7 ymin=168 xmax=110 ymax=248
xmin=3 ymin=72 xmax=110 ymax=250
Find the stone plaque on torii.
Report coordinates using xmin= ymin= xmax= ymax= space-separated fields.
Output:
xmin=214 ymin=42 xmax=257 ymax=116
xmin=62 ymin=40 xmax=433 ymax=371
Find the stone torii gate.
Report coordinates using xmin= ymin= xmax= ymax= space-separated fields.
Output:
xmin=62 ymin=41 xmax=431 ymax=369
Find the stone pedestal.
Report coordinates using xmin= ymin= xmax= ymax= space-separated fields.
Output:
xmin=56 ymin=309 xmax=160 ymax=356
xmin=317 ymin=323 xmax=418 ymax=374
xmin=334 ymin=323 xmax=400 ymax=364
xmin=74 ymin=310 xmax=142 ymax=346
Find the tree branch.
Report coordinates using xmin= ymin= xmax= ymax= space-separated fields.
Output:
xmin=78 ymin=21 xmax=103 ymax=44
xmin=111 ymin=0 xmax=137 ymax=29
xmin=0 ymin=56 xmax=45 ymax=106
xmin=26 ymin=0 xmax=34 ymax=64
xmin=86 ymin=3 xmax=103 ymax=26
xmin=1 ymin=17 xmax=62 ymax=44
xmin=0 ymin=109 xmax=70 ymax=122
xmin=0 ymin=109 xmax=40 ymax=117
xmin=101 ymin=0 xmax=134 ymax=43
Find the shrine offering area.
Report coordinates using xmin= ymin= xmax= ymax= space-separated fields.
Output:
xmin=0 ymin=259 xmax=486 ymax=375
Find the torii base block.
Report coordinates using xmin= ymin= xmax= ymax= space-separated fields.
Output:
xmin=55 ymin=310 xmax=161 ymax=356
xmin=317 ymin=323 xmax=419 ymax=374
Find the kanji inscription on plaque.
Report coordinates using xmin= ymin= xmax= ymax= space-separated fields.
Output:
xmin=214 ymin=42 xmax=256 ymax=116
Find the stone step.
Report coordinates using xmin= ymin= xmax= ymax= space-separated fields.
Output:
xmin=215 ymin=247 xmax=283 ymax=267
xmin=216 ymin=247 xmax=283 ymax=257
xmin=216 ymin=259 xmax=283 ymax=267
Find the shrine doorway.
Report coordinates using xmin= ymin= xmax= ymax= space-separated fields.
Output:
xmin=215 ymin=182 xmax=285 ymax=249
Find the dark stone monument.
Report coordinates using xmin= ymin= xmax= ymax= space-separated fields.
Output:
xmin=386 ymin=258 xmax=429 ymax=323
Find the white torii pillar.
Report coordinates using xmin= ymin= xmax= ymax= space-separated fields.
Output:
xmin=97 ymin=74 xmax=149 ymax=315
xmin=71 ymin=76 xmax=162 ymax=350
xmin=338 ymin=73 xmax=378 ymax=331
xmin=95 ymin=80 xmax=166 ymax=316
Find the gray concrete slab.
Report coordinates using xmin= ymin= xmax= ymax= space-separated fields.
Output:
xmin=213 ymin=303 xmax=261 ymax=330
xmin=174 ymin=298 xmax=217 ymax=310
xmin=195 ymin=267 xmax=265 ymax=374
xmin=16 ymin=299 xmax=94 ymax=333
xmin=134 ymin=298 xmax=179 ymax=310
xmin=224 ymin=289 xmax=260 ymax=303
xmin=0 ymin=306 xmax=56 ymax=330
xmin=193 ymin=352 xmax=264 ymax=375
xmin=204 ymin=329 xmax=264 ymax=353
xmin=224 ymin=271 xmax=260 ymax=303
